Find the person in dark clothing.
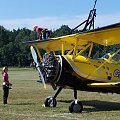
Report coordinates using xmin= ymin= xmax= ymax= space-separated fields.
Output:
xmin=42 ymin=29 xmax=50 ymax=40
xmin=2 ymin=66 xmax=12 ymax=104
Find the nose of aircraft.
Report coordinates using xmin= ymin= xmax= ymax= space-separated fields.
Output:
xmin=41 ymin=52 xmax=62 ymax=83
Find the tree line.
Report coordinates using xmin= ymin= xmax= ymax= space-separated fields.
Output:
xmin=0 ymin=25 xmax=119 ymax=67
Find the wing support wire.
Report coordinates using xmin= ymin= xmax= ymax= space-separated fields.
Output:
xmin=72 ymin=41 xmax=93 ymax=60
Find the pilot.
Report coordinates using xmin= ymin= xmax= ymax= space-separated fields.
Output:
xmin=101 ymin=53 xmax=111 ymax=59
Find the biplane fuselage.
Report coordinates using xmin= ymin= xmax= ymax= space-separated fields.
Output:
xmin=58 ymin=54 xmax=120 ymax=93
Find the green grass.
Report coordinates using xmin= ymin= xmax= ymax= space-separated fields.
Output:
xmin=0 ymin=68 xmax=120 ymax=120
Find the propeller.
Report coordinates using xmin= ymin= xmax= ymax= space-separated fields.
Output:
xmin=30 ymin=46 xmax=46 ymax=89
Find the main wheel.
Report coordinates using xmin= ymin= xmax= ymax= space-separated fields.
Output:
xmin=44 ymin=96 xmax=57 ymax=107
xmin=69 ymin=100 xmax=83 ymax=113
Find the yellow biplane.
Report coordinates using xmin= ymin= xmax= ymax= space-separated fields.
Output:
xmin=26 ymin=22 xmax=120 ymax=113
xmin=25 ymin=1 xmax=120 ymax=113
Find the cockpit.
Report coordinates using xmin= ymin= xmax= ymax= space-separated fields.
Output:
xmin=101 ymin=52 xmax=120 ymax=64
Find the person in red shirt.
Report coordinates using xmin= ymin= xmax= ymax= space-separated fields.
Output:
xmin=33 ymin=26 xmax=45 ymax=40
xmin=2 ymin=66 xmax=12 ymax=104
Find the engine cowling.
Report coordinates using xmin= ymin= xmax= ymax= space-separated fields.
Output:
xmin=40 ymin=52 xmax=62 ymax=83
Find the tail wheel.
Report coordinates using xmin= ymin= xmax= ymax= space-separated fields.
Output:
xmin=69 ymin=100 xmax=83 ymax=113
xmin=44 ymin=96 xmax=57 ymax=107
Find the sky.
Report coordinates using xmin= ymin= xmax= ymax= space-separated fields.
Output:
xmin=0 ymin=0 xmax=120 ymax=31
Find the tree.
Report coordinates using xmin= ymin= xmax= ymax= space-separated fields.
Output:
xmin=0 ymin=26 xmax=10 ymax=46
xmin=0 ymin=25 xmax=119 ymax=67
xmin=53 ymin=25 xmax=72 ymax=37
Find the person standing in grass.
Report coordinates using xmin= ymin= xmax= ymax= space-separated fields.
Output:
xmin=2 ymin=66 xmax=12 ymax=104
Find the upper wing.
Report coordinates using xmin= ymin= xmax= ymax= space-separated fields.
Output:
xmin=26 ymin=22 xmax=120 ymax=51
xmin=80 ymin=22 xmax=120 ymax=46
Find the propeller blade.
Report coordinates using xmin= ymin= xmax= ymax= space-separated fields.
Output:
xmin=30 ymin=46 xmax=38 ymax=64
xmin=30 ymin=46 xmax=46 ymax=89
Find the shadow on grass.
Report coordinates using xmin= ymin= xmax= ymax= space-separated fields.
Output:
xmin=58 ymin=99 xmax=120 ymax=112
xmin=10 ymin=102 xmax=36 ymax=106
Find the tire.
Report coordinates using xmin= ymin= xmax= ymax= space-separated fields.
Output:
xmin=69 ymin=100 xmax=83 ymax=113
xmin=44 ymin=96 xmax=57 ymax=107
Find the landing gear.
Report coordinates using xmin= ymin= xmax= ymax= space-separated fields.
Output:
xmin=69 ymin=100 xmax=83 ymax=113
xmin=69 ymin=89 xmax=83 ymax=113
xmin=44 ymin=96 xmax=57 ymax=107
xmin=44 ymin=87 xmax=62 ymax=107
xmin=44 ymin=88 xmax=83 ymax=113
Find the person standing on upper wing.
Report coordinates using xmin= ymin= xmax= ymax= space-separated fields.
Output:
xmin=2 ymin=66 xmax=12 ymax=105
xmin=33 ymin=26 xmax=45 ymax=40
xmin=33 ymin=26 xmax=50 ymax=40
xmin=42 ymin=29 xmax=50 ymax=40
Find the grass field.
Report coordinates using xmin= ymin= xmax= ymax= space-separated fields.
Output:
xmin=0 ymin=68 xmax=120 ymax=120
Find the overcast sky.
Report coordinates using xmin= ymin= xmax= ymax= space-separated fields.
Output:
xmin=0 ymin=0 xmax=120 ymax=30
